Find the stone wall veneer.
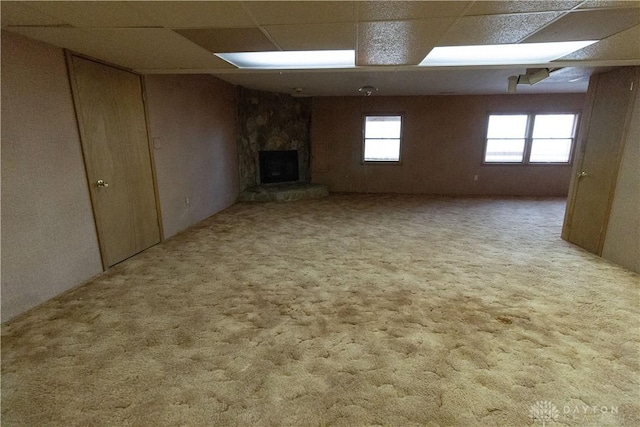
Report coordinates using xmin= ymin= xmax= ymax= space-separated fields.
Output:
xmin=237 ymin=87 xmax=311 ymax=190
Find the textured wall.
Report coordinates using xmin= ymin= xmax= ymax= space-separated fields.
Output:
xmin=311 ymin=93 xmax=586 ymax=196
xmin=1 ymin=31 xmax=103 ymax=321
xmin=237 ymin=87 xmax=311 ymax=190
xmin=145 ymin=74 xmax=239 ymax=239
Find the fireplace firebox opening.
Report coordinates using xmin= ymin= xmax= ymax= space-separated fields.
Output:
xmin=259 ymin=150 xmax=299 ymax=184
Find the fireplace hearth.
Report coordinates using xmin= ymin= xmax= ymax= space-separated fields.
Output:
xmin=242 ymin=150 xmax=328 ymax=202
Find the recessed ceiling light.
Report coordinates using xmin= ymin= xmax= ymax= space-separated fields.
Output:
xmin=419 ymin=41 xmax=597 ymax=66
xmin=215 ymin=50 xmax=355 ymax=69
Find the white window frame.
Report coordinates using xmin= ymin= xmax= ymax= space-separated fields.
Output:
xmin=362 ymin=113 xmax=403 ymax=164
xmin=483 ymin=112 xmax=579 ymax=165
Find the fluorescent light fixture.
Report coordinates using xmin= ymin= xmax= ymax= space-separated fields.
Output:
xmin=215 ymin=50 xmax=355 ymax=69
xmin=419 ymin=41 xmax=597 ymax=66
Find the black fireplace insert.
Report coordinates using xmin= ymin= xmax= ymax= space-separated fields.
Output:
xmin=259 ymin=150 xmax=299 ymax=184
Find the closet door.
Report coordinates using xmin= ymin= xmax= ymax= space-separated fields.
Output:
xmin=69 ymin=55 xmax=161 ymax=267
xmin=564 ymin=67 xmax=637 ymax=254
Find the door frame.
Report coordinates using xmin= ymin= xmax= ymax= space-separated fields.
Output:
xmin=65 ymin=50 xmax=164 ymax=270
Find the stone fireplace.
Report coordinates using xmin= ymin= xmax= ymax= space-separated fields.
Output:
xmin=236 ymin=87 xmax=328 ymax=202
xmin=237 ymin=87 xmax=311 ymax=191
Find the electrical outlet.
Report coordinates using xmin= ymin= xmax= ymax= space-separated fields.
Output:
xmin=474 ymin=175 xmax=479 ymax=181
xmin=185 ymin=197 xmax=190 ymax=205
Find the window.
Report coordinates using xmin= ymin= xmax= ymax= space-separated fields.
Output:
xmin=364 ymin=115 xmax=402 ymax=162
xmin=529 ymin=115 xmax=576 ymax=163
xmin=485 ymin=115 xmax=528 ymax=163
xmin=484 ymin=113 xmax=578 ymax=164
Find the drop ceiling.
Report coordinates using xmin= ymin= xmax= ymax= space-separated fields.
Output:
xmin=2 ymin=1 xmax=639 ymax=96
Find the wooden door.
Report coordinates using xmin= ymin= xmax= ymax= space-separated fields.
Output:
xmin=69 ymin=55 xmax=161 ymax=267
xmin=564 ymin=67 xmax=637 ymax=254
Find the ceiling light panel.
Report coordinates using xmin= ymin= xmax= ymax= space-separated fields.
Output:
xmin=438 ymin=12 xmax=564 ymax=46
xmin=357 ymin=1 xmax=470 ymax=20
xmin=358 ymin=18 xmax=454 ymax=65
xmin=175 ymin=28 xmax=276 ymax=53
xmin=265 ymin=23 xmax=356 ymax=50
xmin=23 ymin=1 xmax=155 ymax=28
xmin=465 ymin=0 xmax=582 ymax=15
xmin=525 ymin=8 xmax=640 ymax=43
xmin=215 ymin=50 xmax=355 ymax=69
xmin=419 ymin=41 xmax=598 ymax=66
xmin=243 ymin=1 xmax=356 ymax=25
xmin=130 ymin=1 xmax=254 ymax=28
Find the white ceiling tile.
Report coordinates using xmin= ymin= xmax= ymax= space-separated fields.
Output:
xmin=357 ymin=18 xmax=455 ymax=65
xmin=244 ymin=1 xmax=356 ymax=25
xmin=265 ymin=23 xmax=356 ymax=50
xmin=94 ymin=29 xmax=236 ymax=69
xmin=175 ymin=28 xmax=276 ymax=53
xmin=5 ymin=27 xmax=234 ymax=70
xmin=557 ymin=24 xmax=640 ymax=60
xmin=1 ymin=2 xmax=69 ymax=27
xmin=525 ymin=8 xmax=640 ymax=42
xmin=130 ymin=1 xmax=254 ymax=28
xmin=438 ymin=12 xmax=565 ymax=46
xmin=213 ymin=67 xmax=591 ymax=96
xmin=24 ymin=1 xmax=157 ymax=28
xmin=357 ymin=1 xmax=470 ymax=21
xmin=3 ymin=0 xmax=635 ymax=96
xmin=465 ymin=1 xmax=582 ymax=15
xmin=6 ymin=27 xmax=140 ymax=65
xmin=578 ymin=1 xmax=640 ymax=9
xmin=545 ymin=67 xmax=603 ymax=83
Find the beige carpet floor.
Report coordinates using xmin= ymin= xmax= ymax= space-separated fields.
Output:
xmin=2 ymin=194 xmax=639 ymax=426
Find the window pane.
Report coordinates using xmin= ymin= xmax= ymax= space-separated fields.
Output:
xmin=365 ymin=116 xmax=401 ymax=139
xmin=487 ymin=115 xmax=528 ymax=138
xmin=364 ymin=139 xmax=400 ymax=161
xmin=530 ymin=138 xmax=572 ymax=163
xmin=532 ymin=114 xmax=576 ymax=138
xmin=484 ymin=139 xmax=525 ymax=163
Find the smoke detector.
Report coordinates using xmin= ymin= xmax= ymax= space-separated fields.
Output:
xmin=358 ymin=85 xmax=378 ymax=96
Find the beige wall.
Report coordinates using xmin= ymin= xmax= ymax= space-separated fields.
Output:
xmin=1 ymin=34 xmax=241 ymax=321
xmin=1 ymin=32 xmax=103 ymax=321
xmin=312 ymin=93 xmax=586 ymax=196
xmin=602 ymin=74 xmax=640 ymax=273
xmin=144 ymin=75 xmax=239 ymax=238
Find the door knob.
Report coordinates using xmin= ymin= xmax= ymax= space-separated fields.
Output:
xmin=577 ymin=171 xmax=588 ymax=178
xmin=96 ymin=179 xmax=109 ymax=188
